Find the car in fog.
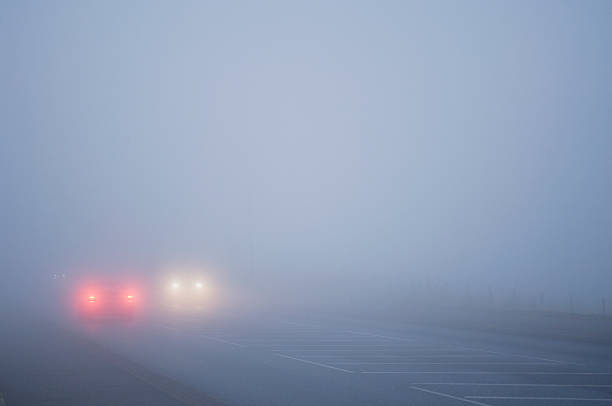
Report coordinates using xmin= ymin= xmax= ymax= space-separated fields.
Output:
xmin=78 ymin=282 xmax=138 ymax=321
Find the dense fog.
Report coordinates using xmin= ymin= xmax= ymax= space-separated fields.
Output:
xmin=2 ymin=0 xmax=612 ymax=318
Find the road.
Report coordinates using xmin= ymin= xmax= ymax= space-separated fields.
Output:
xmin=3 ymin=312 xmax=612 ymax=405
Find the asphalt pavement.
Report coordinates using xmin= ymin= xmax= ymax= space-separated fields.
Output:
xmin=3 ymin=312 xmax=612 ymax=405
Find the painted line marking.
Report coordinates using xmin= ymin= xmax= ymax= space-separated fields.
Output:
xmin=256 ymin=346 xmax=414 ymax=350
xmin=199 ymin=335 xmax=246 ymax=348
xmin=362 ymin=371 xmax=610 ymax=375
xmin=279 ymin=321 xmax=325 ymax=328
xmin=346 ymin=331 xmax=415 ymax=341
xmin=270 ymin=349 xmax=477 ymax=352
xmin=212 ymin=336 xmax=358 ymax=340
xmin=480 ymin=349 xmax=568 ymax=365
xmin=456 ymin=345 xmax=570 ymax=365
xmin=413 ymin=383 xmax=612 ymax=387
xmin=255 ymin=344 xmax=407 ymax=347
xmin=275 ymin=354 xmax=354 ymax=373
xmin=410 ymin=386 xmax=492 ymax=406
xmin=341 ymin=330 xmax=574 ymax=365
xmin=289 ymin=355 xmax=510 ymax=361
xmin=467 ymin=396 xmax=612 ymax=402
xmin=289 ymin=353 xmax=511 ymax=358
xmin=236 ymin=339 xmax=387 ymax=342
xmin=331 ymin=361 xmax=557 ymax=365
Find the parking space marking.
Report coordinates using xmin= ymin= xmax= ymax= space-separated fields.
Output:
xmin=165 ymin=319 xmax=612 ymax=405
xmin=237 ymin=339 xmax=386 ymax=342
xmin=330 ymin=361 xmax=557 ymax=365
xmin=413 ymin=383 xmax=612 ymax=387
xmin=466 ymin=396 xmax=612 ymax=402
xmin=279 ymin=321 xmax=325 ymax=328
xmin=362 ymin=371 xmax=610 ymax=375
xmin=456 ymin=346 xmax=569 ymax=365
xmin=168 ymin=319 xmax=612 ymax=405
xmin=258 ymin=345 xmax=409 ymax=349
xmin=342 ymin=328 xmax=573 ymax=365
xmin=275 ymin=354 xmax=354 ymax=373
xmin=346 ymin=331 xmax=415 ymax=341
xmin=271 ymin=348 xmax=482 ymax=353
xmin=289 ymin=355 xmax=501 ymax=361
xmin=323 ymin=354 xmax=510 ymax=359
xmin=410 ymin=386 xmax=493 ymax=406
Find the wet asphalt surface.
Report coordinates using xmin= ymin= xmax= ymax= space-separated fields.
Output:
xmin=2 ymin=312 xmax=612 ymax=406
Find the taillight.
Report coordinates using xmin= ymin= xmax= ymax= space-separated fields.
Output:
xmin=88 ymin=295 xmax=96 ymax=303
xmin=127 ymin=295 xmax=134 ymax=303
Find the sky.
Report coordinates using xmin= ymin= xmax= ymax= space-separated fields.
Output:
xmin=2 ymin=0 xmax=612 ymax=312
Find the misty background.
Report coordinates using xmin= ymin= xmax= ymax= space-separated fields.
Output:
xmin=2 ymin=0 xmax=611 ymax=314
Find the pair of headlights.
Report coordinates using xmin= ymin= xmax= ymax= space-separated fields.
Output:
xmin=170 ymin=282 xmax=203 ymax=289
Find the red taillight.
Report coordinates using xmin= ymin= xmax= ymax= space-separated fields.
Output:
xmin=127 ymin=295 xmax=134 ymax=303
xmin=88 ymin=295 xmax=96 ymax=303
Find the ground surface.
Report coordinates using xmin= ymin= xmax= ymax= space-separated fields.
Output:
xmin=2 ymin=311 xmax=612 ymax=405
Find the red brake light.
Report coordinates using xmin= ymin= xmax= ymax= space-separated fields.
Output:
xmin=127 ymin=295 xmax=134 ymax=302
xmin=88 ymin=295 xmax=96 ymax=303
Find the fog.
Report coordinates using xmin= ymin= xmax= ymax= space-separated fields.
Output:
xmin=2 ymin=0 xmax=612 ymax=317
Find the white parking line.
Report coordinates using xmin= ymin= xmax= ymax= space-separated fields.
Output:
xmin=413 ymin=383 xmax=612 ymax=387
xmin=291 ymin=355 xmax=507 ymax=360
xmin=238 ymin=336 xmax=378 ymax=344
xmin=467 ymin=396 xmax=612 ymax=402
xmin=222 ymin=336 xmax=356 ymax=340
xmin=362 ymin=371 xmax=610 ymax=375
xmin=346 ymin=331 xmax=415 ymax=341
xmin=341 ymin=330 xmax=573 ymax=365
xmin=271 ymin=349 xmax=477 ymax=352
xmin=331 ymin=362 xmax=557 ymax=365
xmin=299 ymin=353 xmax=514 ymax=359
xmin=456 ymin=345 xmax=569 ymax=365
xmin=275 ymin=354 xmax=354 ymax=373
xmin=258 ymin=345 xmax=404 ymax=348
xmin=410 ymin=386 xmax=493 ymax=406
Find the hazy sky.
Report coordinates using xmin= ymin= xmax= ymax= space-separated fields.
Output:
xmin=2 ymin=1 xmax=612 ymax=306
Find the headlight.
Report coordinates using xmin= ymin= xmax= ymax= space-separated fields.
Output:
xmin=171 ymin=282 xmax=180 ymax=289
xmin=195 ymin=282 xmax=202 ymax=289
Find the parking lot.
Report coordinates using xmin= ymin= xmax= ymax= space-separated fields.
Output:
xmin=157 ymin=317 xmax=612 ymax=405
